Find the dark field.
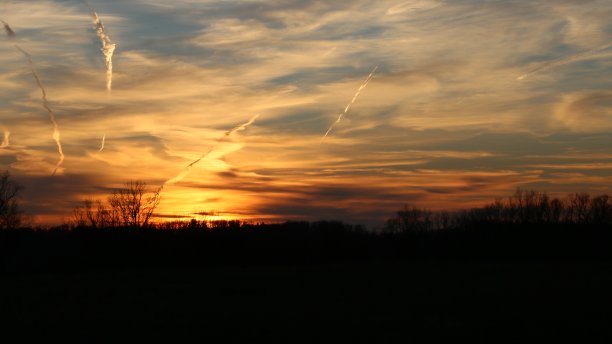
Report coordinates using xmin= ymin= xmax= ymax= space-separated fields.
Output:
xmin=3 ymin=262 xmax=612 ymax=342
xmin=2 ymin=223 xmax=612 ymax=342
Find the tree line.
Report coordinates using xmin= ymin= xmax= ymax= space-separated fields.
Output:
xmin=0 ymin=170 xmax=611 ymax=230
xmin=385 ymin=189 xmax=612 ymax=233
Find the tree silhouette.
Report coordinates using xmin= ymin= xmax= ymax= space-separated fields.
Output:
xmin=385 ymin=188 xmax=612 ymax=232
xmin=72 ymin=199 xmax=117 ymax=229
xmin=108 ymin=180 xmax=160 ymax=228
xmin=73 ymin=180 xmax=160 ymax=228
xmin=386 ymin=205 xmax=437 ymax=233
xmin=0 ymin=171 xmax=23 ymax=229
xmin=589 ymin=194 xmax=611 ymax=225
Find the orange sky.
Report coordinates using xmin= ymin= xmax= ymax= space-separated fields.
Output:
xmin=1 ymin=0 xmax=611 ymax=226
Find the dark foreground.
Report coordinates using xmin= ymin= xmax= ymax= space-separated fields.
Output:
xmin=3 ymin=262 xmax=612 ymax=342
xmin=2 ymin=223 xmax=612 ymax=342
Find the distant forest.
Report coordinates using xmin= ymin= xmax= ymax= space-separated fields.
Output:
xmin=2 ymin=171 xmax=612 ymax=273
xmin=2 ymin=170 xmax=611 ymax=231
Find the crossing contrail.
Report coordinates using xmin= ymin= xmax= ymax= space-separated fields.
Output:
xmin=90 ymin=11 xmax=116 ymax=92
xmin=321 ymin=66 xmax=378 ymax=143
xmin=165 ymin=115 xmax=260 ymax=186
xmin=518 ymin=43 xmax=612 ymax=81
xmin=15 ymin=45 xmax=65 ymax=176
xmin=1 ymin=19 xmax=15 ymax=38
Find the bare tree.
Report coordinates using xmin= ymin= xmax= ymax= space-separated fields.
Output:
xmin=390 ymin=205 xmax=433 ymax=233
xmin=567 ymin=192 xmax=590 ymax=224
xmin=72 ymin=199 xmax=118 ymax=228
xmin=108 ymin=181 xmax=160 ymax=228
xmin=71 ymin=204 xmax=88 ymax=228
xmin=589 ymin=195 xmax=611 ymax=225
xmin=547 ymin=198 xmax=564 ymax=224
xmin=0 ymin=171 xmax=23 ymax=229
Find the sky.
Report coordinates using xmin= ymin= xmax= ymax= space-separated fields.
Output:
xmin=0 ymin=0 xmax=611 ymax=227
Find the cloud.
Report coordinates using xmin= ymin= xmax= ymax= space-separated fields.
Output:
xmin=0 ymin=0 xmax=611 ymax=225
xmin=1 ymin=128 xmax=9 ymax=147
xmin=554 ymin=92 xmax=612 ymax=132
xmin=14 ymin=172 xmax=113 ymax=221
xmin=517 ymin=43 xmax=612 ymax=80
xmin=165 ymin=114 xmax=259 ymax=186
xmin=386 ymin=0 xmax=442 ymax=15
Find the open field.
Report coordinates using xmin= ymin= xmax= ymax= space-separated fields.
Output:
xmin=2 ymin=222 xmax=612 ymax=342
xmin=3 ymin=262 xmax=612 ymax=342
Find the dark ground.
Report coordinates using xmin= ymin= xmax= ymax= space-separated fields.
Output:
xmin=3 ymin=261 xmax=612 ymax=342
xmin=2 ymin=223 xmax=612 ymax=342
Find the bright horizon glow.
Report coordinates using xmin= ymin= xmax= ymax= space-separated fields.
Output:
xmin=0 ymin=0 xmax=611 ymax=227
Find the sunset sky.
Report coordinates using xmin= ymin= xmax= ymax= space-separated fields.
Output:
xmin=1 ymin=0 xmax=611 ymax=226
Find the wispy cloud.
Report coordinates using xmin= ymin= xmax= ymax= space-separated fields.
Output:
xmin=386 ymin=0 xmax=442 ymax=15
xmin=518 ymin=43 xmax=612 ymax=80
xmin=1 ymin=128 xmax=9 ymax=148
xmin=554 ymin=92 xmax=612 ymax=132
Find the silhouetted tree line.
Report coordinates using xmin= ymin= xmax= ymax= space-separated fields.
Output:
xmin=385 ymin=189 xmax=612 ymax=233
xmin=2 ymin=172 xmax=612 ymax=273
xmin=3 ymin=213 xmax=612 ymax=275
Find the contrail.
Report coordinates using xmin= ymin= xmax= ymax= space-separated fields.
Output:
xmin=164 ymin=115 xmax=260 ymax=186
xmin=15 ymin=45 xmax=65 ymax=175
xmin=80 ymin=1 xmax=113 ymax=150
xmin=98 ymin=134 xmax=106 ymax=152
xmin=1 ymin=129 xmax=9 ymax=148
xmin=518 ymin=43 xmax=612 ymax=81
xmin=1 ymin=21 xmax=13 ymax=149
xmin=90 ymin=11 xmax=116 ymax=92
xmin=321 ymin=66 xmax=378 ymax=143
xmin=1 ymin=19 xmax=15 ymax=38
